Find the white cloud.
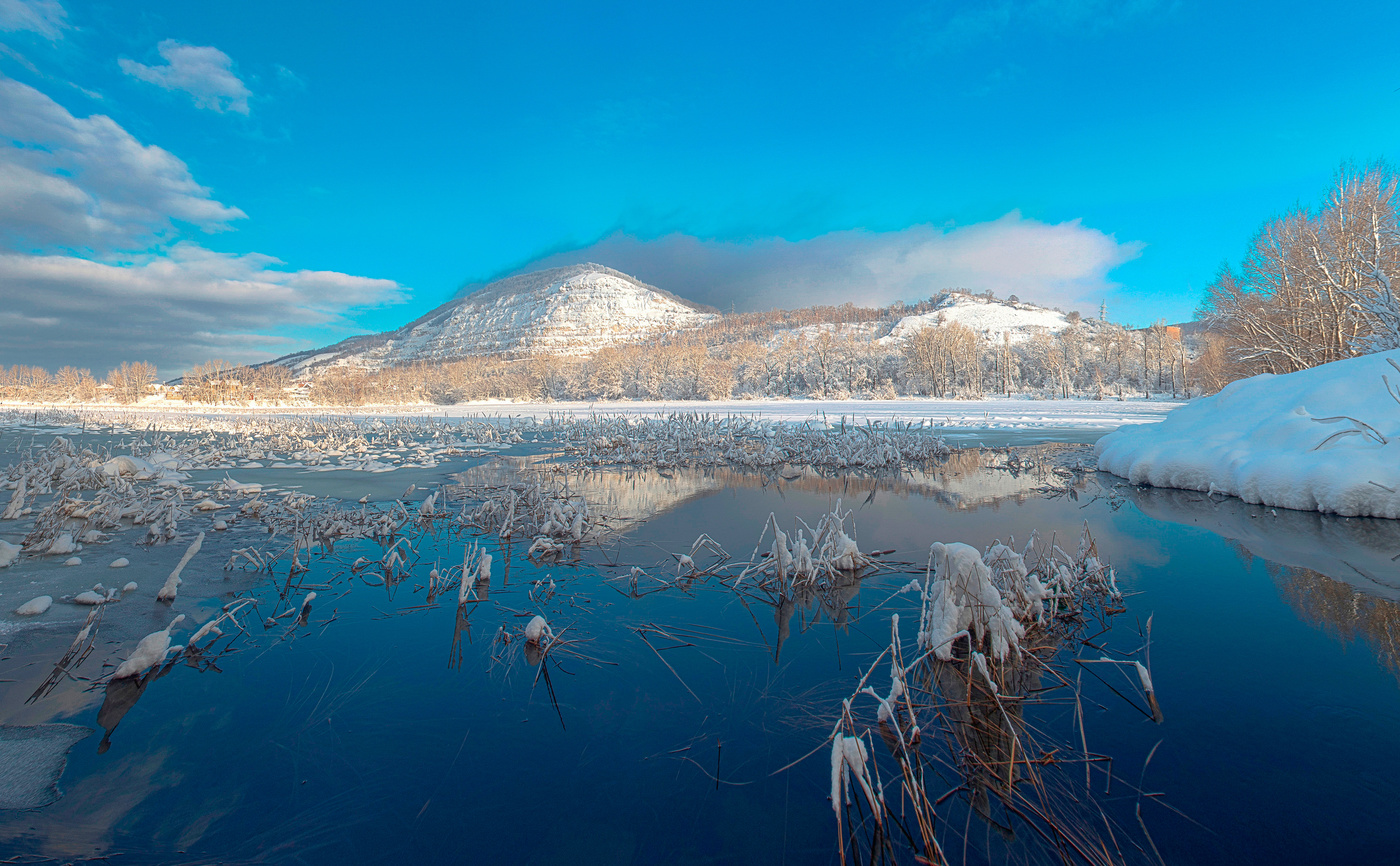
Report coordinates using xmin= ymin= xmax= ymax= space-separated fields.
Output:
xmin=520 ymin=213 xmax=1145 ymax=315
xmin=0 ymin=74 xmax=406 ymax=374
xmin=119 ymin=40 xmax=251 ymax=115
xmin=0 ymin=76 xmax=245 ymax=251
xmin=0 ymin=0 xmax=67 ymax=40
xmin=0 ymin=243 xmax=407 ymax=373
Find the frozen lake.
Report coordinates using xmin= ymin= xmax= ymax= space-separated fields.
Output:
xmin=2 ymin=410 xmax=1398 ymax=864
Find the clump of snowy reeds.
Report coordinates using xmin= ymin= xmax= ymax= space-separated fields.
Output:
xmin=823 ymin=529 xmax=1153 ymax=865
xmin=459 ymin=476 xmax=597 ymax=543
xmin=916 ymin=523 xmax=1123 ymax=663
xmin=918 ymin=541 xmax=1026 ymax=661
xmin=737 ymin=500 xmax=872 ymax=594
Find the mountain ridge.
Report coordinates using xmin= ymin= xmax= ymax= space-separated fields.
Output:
xmin=271 ymin=263 xmax=720 ymax=374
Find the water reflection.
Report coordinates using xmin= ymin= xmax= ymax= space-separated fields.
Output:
xmin=8 ymin=439 xmax=1400 ymax=864
xmin=453 ymin=445 xmax=1092 ymax=533
xmin=95 ymin=666 xmax=168 ymax=754
xmin=770 ymin=570 xmax=864 ymax=662
xmin=1274 ymin=565 xmax=1400 ymax=684
xmin=1130 ymin=484 xmax=1400 ymax=599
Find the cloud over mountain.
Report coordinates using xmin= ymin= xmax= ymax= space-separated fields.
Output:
xmin=519 ymin=213 xmax=1144 ymax=315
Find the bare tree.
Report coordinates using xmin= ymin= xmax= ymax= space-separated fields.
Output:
xmin=106 ymin=361 xmax=158 ymax=404
xmin=1202 ymin=161 xmax=1400 ymax=379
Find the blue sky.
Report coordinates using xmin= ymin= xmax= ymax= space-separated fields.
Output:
xmin=2 ymin=0 xmax=1399 ymax=373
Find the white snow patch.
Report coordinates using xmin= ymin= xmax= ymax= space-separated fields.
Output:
xmin=16 ymin=596 xmax=52 ymax=616
xmin=881 ymin=293 xmax=1074 ymax=346
xmin=1096 ymin=350 xmax=1400 ymax=518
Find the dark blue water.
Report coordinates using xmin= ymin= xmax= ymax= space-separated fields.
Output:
xmin=2 ymin=448 xmax=1399 ymax=864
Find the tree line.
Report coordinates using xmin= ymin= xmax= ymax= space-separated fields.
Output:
xmin=222 ymin=308 xmax=1193 ymax=406
xmin=2 ymin=296 xmax=1201 ymax=406
xmin=1198 ymin=161 xmax=1400 ymax=386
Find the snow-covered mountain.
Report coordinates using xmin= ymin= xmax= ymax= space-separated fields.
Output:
xmin=273 ymin=264 xmax=719 ymax=373
xmin=880 ymin=292 xmax=1086 ymax=345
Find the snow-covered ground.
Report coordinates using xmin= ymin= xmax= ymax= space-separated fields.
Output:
xmin=1096 ymin=350 xmax=1400 ymax=518
xmin=880 ymin=292 xmax=1079 ymax=345
xmin=1 ymin=397 xmax=1182 ymax=432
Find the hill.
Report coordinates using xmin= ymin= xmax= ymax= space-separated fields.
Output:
xmin=272 ymin=264 xmax=719 ymax=373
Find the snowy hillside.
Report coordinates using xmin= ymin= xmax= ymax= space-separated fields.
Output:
xmin=273 ymin=264 xmax=718 ymax=372
xmin=880 ymin=292 xmax=1080 ymax=345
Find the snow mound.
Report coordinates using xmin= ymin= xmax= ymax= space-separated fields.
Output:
xmin=881 ymin=292 xmax=1075 ymax=346
xmin=1096 ymin=350 xmax=1400 ymax=518
xmin=0 ymin=724 xmax=92 ymax=809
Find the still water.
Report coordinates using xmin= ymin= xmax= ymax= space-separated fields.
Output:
xmin=1 ymin=428 xmax=1399 ymax=864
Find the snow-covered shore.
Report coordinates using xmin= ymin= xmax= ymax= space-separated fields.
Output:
xmin=1096 ymin=350 xmax=1400 ymax=518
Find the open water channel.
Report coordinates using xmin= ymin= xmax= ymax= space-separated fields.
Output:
xmin=1 ymin=415 xmax=1398 ymax=864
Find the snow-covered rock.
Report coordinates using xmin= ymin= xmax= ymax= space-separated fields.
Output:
xmin=1096 ymin=350 xmax=1400 ymax=518
xmin=272 ymin=263 xmax=719 ymax=372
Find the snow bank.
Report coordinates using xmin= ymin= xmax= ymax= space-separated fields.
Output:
xmin=1096 ymin=351 xmax=1400 ymax=518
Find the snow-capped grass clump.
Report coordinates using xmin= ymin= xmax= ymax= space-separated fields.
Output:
xmin=738 ymin=501 xmax=872 ymax=592
xmin=112 ymin=614 xmax=185 ymax=679
xmin=1096 ymin=350 xmax=1400 ymax=518
xmin=460 ymin=478 xmax=598 ymax=543
xmin=827 ymin=529 xmax=1145 ymax=864
xmin=917 ymin=524 xmax=1121 ymax=661
xmin=919 ymin=541 xmax=1024 ymax=660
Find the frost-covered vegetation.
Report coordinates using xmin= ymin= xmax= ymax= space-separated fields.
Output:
xmin=828 ymin=528 xmax=1159 ymax=865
